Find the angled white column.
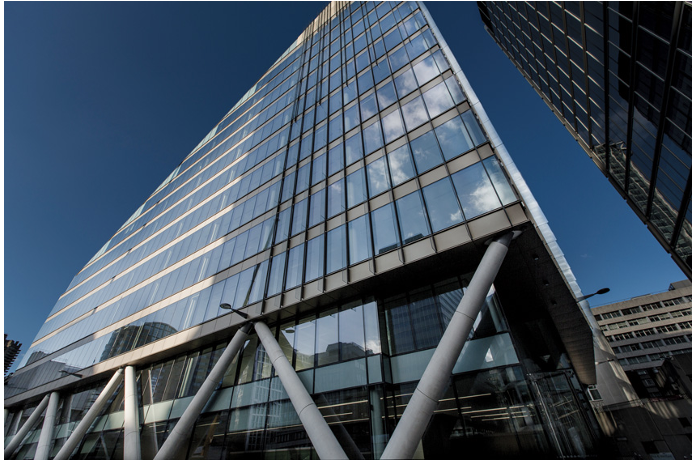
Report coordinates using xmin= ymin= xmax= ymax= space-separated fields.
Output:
xmin=34 ymin=391 xmax=61 ymax=460
xmin=124 ymin=366 xmax=141 ymax=460
xmin=3 ymin=394 xmax=50 ymax=459
xmin=154 ymin=324 xmax=252 ymax=460
xmin=254 ymin=321 xmax=348 ymax=460
xmin=54 ymin=368 xmax=124 ymax=460
xmin=381 ymin=231 xmax=518 ymax=459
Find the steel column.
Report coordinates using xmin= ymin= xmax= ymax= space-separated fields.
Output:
xmin=3 ymin=394 xmax=51 ymax=459
xmin=34 ymin=391 xmax=61 ymax=460
xmin=154 ymin=324 xmax=253 ymax=460
xmin=124 ymin=366 xmax=141 ymax=460
xmin=254 ymin=321 xmax=348 ymax=460
xmin=381 ymin=232 xmax=517 ymax=459
xmin=54 ymin=368 xmax=124 ymax=460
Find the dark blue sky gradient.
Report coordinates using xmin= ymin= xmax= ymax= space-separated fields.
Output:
xmin=5 ymin=2 xmax=685 ymax=372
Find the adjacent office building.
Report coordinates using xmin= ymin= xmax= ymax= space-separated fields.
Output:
xmin=5 ymin=2 xmax=615 ymax=459
xmin=592 ymin=280 xmax=691 ymax=395
xmin=477 ymin=2 xmax=692 ymax=278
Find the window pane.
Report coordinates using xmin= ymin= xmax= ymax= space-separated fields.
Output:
xmin=305 ymin=235 xmax=325 ymax=282
xmin=312 ymin=154 xmax=327 ymax=185
xmin=382 ymin=109 xmax=405 ymax=143
xmin=328 ymin=143 xmax=344 ymax=175
xmin=339 ymin=303 xmax=366 ymax=360
xmin=345 ymin=132 xmax=364 ymax=165
xmin=387 ymin=144 xmax=416 ymax=185
xmin=366 ymin=157 xmax=391 ymax=197
xmin=434 ymin=116 xmax=474 ymax=160
xmin=344 ymin=104 xmax=360 ymax=132
xmin=363 ymin=300 xmax=381 ymax=354
xmin=461 ymin=110 xmax=487 ymax=146
xmin=328 ymin=179 xmax=346 ymax=218
xmin=396 ymin=191 xmax=430 ymax=244
xmin=346 ymin=169 xmax=367 ymax=208
xmin=308 ymin=189 xmax=326 ymax=227
xmin=348 ymin=215 xmax=373 ymax=264
xmin=327 ymin=225 xmax=347 ymax=273
xmin=372 ymin=204 xmax=399 ymax=255
xmin=422 ymin=81 xmax=455 ymax=118
xmin=363 ymin=120 xmax=384 ymax=154
xmin=377 ymin=81 xmax=397 ymax=110
xmin=285 ymin=244 xmax=305 ymax=289
xmin=316 ymin=309 xmax=339 ymax=366
xmin=483 ymin=157 xmax=517 ymax=205
xmin=401 ymin=96 xmax=429 ymax=132
xmin=394 ymin=67 xmax=418 ymax=98
xmin=360 ymin=92 xmax=379 ymax=120
xmin=412 ymin=55 xmax=439 ymax=85
xmin=291 ymin=199 xmax=308 ymax=236
xmin=451 ymin=163 xmax=501 ymax=219
xmin=445 ymin=76 xmax=466 ymax=104
xmin=295 ymin=316 xmax=316 ymax=371
xmin=267 ymin=252 xmax=286 ymax=296
xmin=409 ymin=290 xmax=442 ymax=350
xmin=275 ymin=208 xmax=291 ymax=244
xmin=296 ymin=163 xmax=311 ymax=192
xmin=410 ymin=131 xmax=444 ymax=173
xmin=384 ymin=298 xmax=414 ymax=355
xmin=422 ymin=178 xmax=464 ymax=231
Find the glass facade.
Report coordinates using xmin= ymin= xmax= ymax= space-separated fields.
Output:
xmin=478 ymin=1 xmax=692 ymax=278
xmin=5 ymin=1 xmax=602 ymax=459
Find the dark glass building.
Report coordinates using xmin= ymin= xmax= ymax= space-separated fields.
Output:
xmin=5 ymin=2 xmax=611 ymax=459
xmin=478 ymin=1 xmax=692 ymax=278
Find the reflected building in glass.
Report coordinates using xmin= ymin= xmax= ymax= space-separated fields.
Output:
xmin=477 ymin=1 xmax=692 ymax=278
xmin=5 ymin=2 xmax=615 ymax=459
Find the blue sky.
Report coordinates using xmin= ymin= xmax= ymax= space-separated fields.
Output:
xmin=4 ymin=2 xmax=685 ymax=372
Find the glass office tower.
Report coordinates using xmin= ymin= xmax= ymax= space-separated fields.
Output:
xmin=5 ymin=2 xmax=604 ymax=459
xmin=478 ymin=1 xmax=692 ymax=278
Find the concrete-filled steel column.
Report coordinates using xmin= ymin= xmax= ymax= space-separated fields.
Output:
xmin=54 ymin=368 xmax=124 ymax=460
xmin=3 ymin=394 xmax=51 ymax=459
xmin=381 ymin=231 xmax=518 ymax=459
xmin=34 ymin=391 xmax=61 ymax=460
xmin=254 ymin=321 xmax=348 ymax=460
xmin=154 ymin=324 xmax=253 ymax=460
xmin=123 ymin=366 xmax=141 ymax=460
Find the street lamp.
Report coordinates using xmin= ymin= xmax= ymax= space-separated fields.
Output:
xmin=577 ymin=287 xmax=610 ymax=302
xmin=220 ymin=303 xmax=248 ymax=319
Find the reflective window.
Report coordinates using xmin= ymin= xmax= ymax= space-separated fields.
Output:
xmin=328 ymin=143 xmax=344 ymax=175
xmin=267 ymin=252 xmax=286 ymax=296
xmin=339 ymin=302 xmax=366 ymax=360
xmin=434 ymin=116 xmax=474 ymax=160
xmin=381 ymin=109 xmax=405 ymax=143
xmin=401 ymin=95 xmax=429 ymax=132
xmin=344 ymin=104 xmax=360 ymax=132
xmin=305 ymin=235 xmax=325 ymax=282
xmin=296 ymin=163 xmax=311 ymax=192
xmin=422 ymin=178 xmax=464 ymax=231
xmin=345 ymin=132 xmax=364 ymax=165
xmin=294 ymin=315 xmax=316 ymax=371
xmin=483 ymin=157 xmax=517 ymax=205
xmin=308 ymin=189 xmax=326 ymax=227
xmin=328 ymin=179 xmax=346 ymax=218
xmin=363 ymin=120 xmax=384 ymax=154
xmin=371 ymin=204 xmax=399 ymax=255
xmin=451 ymin=163 xmax=501 ymax=219
xmin=422 ymin=81 xmax=455 ymax=118
xmin=348 ymin=215 xmax=373 ymax=264
xmin=346 ymin=168 xmax=367 ymax=208
xmin=360 ymin=92 xmax=379 ymax=120
xmin=326 ymin=225 xmax=347 ymax=273
xmin=285 ymin=244 xmax=305 ymax=289
xmin=387 ymin=144 xmax=416 ymax=185
xmin=366 ymin=157 xmax=391 ymax=197
xmin=461 ymin=110 xmax=487 ymax=146
xmin=275 ymin=208 xmax=291 ymax=244
xmin=376 ymin=81 xmax=397 ymax=110
xmin=396 ymin=191 xmax=430 ymax=244
xmin=312 ymin=154 xmax=327 ymax=185
xmin=412 ymin=55 xmax=439 ymax=85
xmin=291 ymin=199 xmax=308 ymax=235
xmin=316 ymin=309 xmax=339 ymax=366
xmin=410 ymin=131 xmax=444 ymax=173
xmin=394 ymin=67 xmax=418 ymax=98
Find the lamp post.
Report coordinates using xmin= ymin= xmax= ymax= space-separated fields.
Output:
xmin=219 ymin=303 xmax=248 ymax=318
xmin=577 ymin=287 xmax=610 ymax=302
